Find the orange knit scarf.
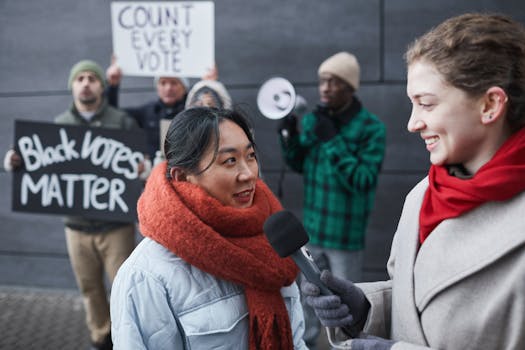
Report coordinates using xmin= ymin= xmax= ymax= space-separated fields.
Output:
xmin=138 ymin=162 xmax=299 ymax=350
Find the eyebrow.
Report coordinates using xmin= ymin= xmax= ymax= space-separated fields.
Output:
xmin=409 ymin=92 xmax=436 ymax=99
xmin=218 ymin=143 xmax=254 ymax=154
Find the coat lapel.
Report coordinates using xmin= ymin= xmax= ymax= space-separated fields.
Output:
xmin=414 ymin=191 xmax=525 ymax=311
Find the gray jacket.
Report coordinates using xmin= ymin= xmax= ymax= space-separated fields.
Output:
xmin=356 ymin=177 xmax=525 ymax=349
xmin=110 ymin=237 xmax=309 ymax=349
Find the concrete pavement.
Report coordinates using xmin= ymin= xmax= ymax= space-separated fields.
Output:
xmin=0 ymin=286 xmax=89 ymax=350
xmin=0 ymin=285 xmax=332 ymax=350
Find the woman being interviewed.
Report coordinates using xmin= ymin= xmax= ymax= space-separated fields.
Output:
xmin=110 ymin=107 xmax=307 ymax=349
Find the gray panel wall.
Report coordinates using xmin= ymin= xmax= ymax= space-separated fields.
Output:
xmin=1 ymin=0 xmax=524 ymax=288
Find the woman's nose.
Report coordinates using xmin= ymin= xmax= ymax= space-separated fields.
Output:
xmin=407 ymin=110 xmax=425 ymax=133
xmin=238 ymin=163 xmax=257 ymax=181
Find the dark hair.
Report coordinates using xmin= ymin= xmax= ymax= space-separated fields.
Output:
xmin=164 ymin=107 xmax=257 ymax=178
xmin=405 ymin=13 xmax=525 ymax=131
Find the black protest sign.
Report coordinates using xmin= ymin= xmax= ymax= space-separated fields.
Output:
xmin=12 ymin=120 xmax=148 ymax=222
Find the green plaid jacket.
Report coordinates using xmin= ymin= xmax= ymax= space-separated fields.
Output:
xmin=281 ymin=101 xmax=385 ymax=250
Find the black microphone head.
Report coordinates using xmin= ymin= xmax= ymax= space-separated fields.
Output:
xmin=264 ymin=210 xmax=309 ymax=257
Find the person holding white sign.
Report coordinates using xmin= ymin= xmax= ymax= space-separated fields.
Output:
xmin=4 ymin=59 xmax=142 ymax=350
xmin=110 ymin=107 xmax=308 ymax=349
xmin=105 ymin=58 xmax=190 ymax=160
xmin=106 ymin=58 xmax=224 ymax=160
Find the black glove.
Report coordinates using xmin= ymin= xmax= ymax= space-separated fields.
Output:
xmin=314 ymin=116 xmax=337 ymax=142
xmin=352 ymin=334 xmax=396 ymax=350
xmin=314 ymin=113 xmax=337 ymax=142
xmin=301 ymin=270 xmax=370 ymax=331
xmin=277 ymin=114 xmax=298 ymax=138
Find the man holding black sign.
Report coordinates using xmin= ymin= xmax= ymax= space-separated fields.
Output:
xmin=4 ymin=59 xmax=141 ymax=350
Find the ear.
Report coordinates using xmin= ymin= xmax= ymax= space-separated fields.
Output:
xmin=169 ymin=167 xmax=188 ymax=182
xmin=480 ymin=86 xmax=508 ymax=125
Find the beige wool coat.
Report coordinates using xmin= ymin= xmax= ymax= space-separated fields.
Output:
xmin=354 ymin=177 xmax=525 ymax=350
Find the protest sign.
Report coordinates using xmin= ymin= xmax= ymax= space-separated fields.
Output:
xmin=111 ymin=1 xmax=214 ymax=77
xmin=11 ymin=120 xmax=148 ymax=222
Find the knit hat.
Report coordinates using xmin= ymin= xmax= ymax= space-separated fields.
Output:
xmin=318 ymin=52 xmax=360 ymax=91
xmin=67 ymin=60 xmax=106 ymax=89
xmin=154 ymin=76 xmax=190 ymax=92
xmin=185 ymin=80 xmax=233 ymax=109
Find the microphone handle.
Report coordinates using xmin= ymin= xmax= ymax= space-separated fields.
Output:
xmin=292 ymin=247 xmax=333 ymax=295
xmin=293 ymin=247 xmax=363 ymax=339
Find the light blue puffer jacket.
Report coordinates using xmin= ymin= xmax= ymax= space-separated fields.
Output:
xmin=110 ymin=237 xmax=309 ymax=349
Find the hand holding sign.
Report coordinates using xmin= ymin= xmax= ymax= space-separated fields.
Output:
xmin=106 ymin=54 xmax=123 ymax=86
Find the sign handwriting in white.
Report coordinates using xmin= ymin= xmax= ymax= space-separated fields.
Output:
xmin=18 ymin=129 xmax=142 ymax=180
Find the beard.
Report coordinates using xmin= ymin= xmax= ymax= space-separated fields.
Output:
xmin=79 ymin=94 xmax=98 ymax=106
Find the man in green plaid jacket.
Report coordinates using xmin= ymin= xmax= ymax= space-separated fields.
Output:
xmin=279 ymin=51 xmax=385 ymax=348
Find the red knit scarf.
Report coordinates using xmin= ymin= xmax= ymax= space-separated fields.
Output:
xmin=420 ymin=127 xmax=525 ymax=243
xmin=137 ymin=162 xmax=299 ymax=350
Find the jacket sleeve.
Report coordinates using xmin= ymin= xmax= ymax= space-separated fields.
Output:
xmin=323 ymin=116 xmax=386 ymax=192
xmin=111 ymin=271 xmax=186 ymax=350
xmin=106 ymin=84 xmax=119 ymax=108
xmin=122 ymin=111 xmax=139 ymax=130
xmin=279 ymin=113 xmax=318 ymax=173
xmin=358 ymin=280 xmax=392 ymax=338
xmin=284 ymin=282 xmax=309 ymax=350
xmin=106 ymin=87 xmax=147 ymax=129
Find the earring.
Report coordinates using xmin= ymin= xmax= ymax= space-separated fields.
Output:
xmin=487 ymin=114 xmax=493 ymax=120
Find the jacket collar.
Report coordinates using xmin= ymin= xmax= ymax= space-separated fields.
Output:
xmin=153 ymin=95 xmax=187 ymax=118
xmin=69 ymin=99 xmax=108 ymax=123
xmin=333 ymin=97 xmax=362 ymax=126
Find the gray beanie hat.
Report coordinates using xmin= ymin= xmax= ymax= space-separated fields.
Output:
xmin=68 ymin=60 xmax=106 ymax=89
xmin=185 ymin=80 xmax=232 ymax=109
xmin=318 ymin=52 xmax=360 ymax=91
xmin=154 ymin=76 xmax=190 ymax=92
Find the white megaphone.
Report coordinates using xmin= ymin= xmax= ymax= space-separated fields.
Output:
xmin=257 ymin=77 xmax=307 ymax=120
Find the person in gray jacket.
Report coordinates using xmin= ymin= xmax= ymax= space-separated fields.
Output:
xmin=110 ymin=107 xmax=307 ymax=349
xmin=4 ymin=60 xmax=142 ymax=350
xmin=301 ymin=13 xmax=525 ymax=350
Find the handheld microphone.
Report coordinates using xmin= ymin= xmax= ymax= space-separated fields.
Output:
xmin=264 ymin=210 xmax=332 ymax=295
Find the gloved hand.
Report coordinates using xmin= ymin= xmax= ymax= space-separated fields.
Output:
xmin=277 ymin=114 xmax=298 ymax=139
xmin=314 ymin=114 xmax=337 ymax=142
xmin=352 ymin=334 xmax=396 ymax=350
xmin=301 ymin=270 xmax=370 ymax=330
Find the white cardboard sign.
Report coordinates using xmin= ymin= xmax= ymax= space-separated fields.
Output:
xmin=111 ymin=1 xmax=214 ymax=78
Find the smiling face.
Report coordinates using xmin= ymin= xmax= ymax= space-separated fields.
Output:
xmin=406 ymin=60 xmax=492 ymax=174
xmin=185 ymin=119 xmax=259 ymax=208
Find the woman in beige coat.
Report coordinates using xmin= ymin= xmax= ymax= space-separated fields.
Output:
xmin=301 ymin=13 xmax=525 ymax=350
